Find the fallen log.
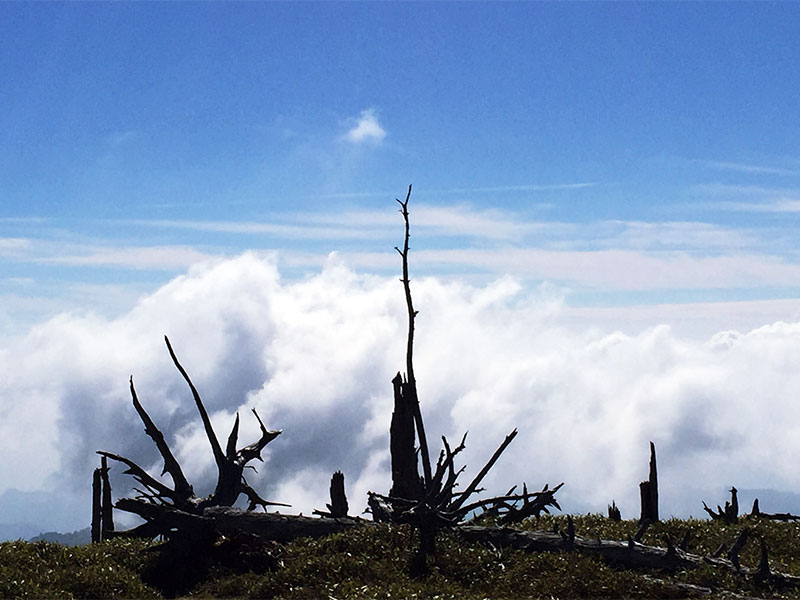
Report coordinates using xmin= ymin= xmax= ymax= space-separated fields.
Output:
xmin=115 ymin=498 xmax=365 ymax=544
xmin=457 ymin=524 xmax=800 ymax=589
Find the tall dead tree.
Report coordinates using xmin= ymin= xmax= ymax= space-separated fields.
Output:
xmin=372 ymin=186 xmax=562 ymax=574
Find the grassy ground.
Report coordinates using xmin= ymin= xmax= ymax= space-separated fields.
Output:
xmin=3 ymin=515 xmax=800 ymax=598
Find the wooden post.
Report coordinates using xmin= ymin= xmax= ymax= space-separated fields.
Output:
xmin=91 ymin=468 xmax=102 ymax=543
xmin=639 ymin=441 xmax=658 ymax=523
xmin=100 ymin=455 xmax=114 ymax=539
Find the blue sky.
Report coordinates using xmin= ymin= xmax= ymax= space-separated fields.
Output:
xmin=5 ymin=3 xmax=800 ymax=534
xmin=4 ymin=2 xmax=800 ymax=339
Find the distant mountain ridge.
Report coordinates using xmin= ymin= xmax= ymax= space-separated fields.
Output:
xmin=28 ymin=527 xmax=92 ymax=546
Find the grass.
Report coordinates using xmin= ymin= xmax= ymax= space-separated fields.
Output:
xmin=4 ymin=515 xmax=800 ymax=598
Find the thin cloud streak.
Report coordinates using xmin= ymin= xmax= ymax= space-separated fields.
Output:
xmin=703 ymin=160 xmax=800 ymax=177
xmin=313 ymin=182 xmax=597 ymax=199
xmin=343 ymin=248 xmax=800 ymax=291
xmin=39 ymin=245 xmax=214 ymax=270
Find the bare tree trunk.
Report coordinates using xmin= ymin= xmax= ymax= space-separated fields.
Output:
xmin=327 ymin=471 xmax=349 ymax=517
xmin=91 ymin=468 xmax=102 ymax=543
xmin=639 ymin=441 xmax=658 ymax=523
xmin=100 ymin=455 xmax=114 ymax=538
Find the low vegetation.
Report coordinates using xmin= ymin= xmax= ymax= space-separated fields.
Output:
xmin=5 ymin=514 xmax=800 ymax=598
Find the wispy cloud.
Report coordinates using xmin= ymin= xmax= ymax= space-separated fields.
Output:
xmin=121 ymin=219 xmax=388 ymax=241
xmin=703 ymin=160 xmax=800 ymax=177
xmin=427 ymin=182 xmax=597 ymax=194
xmin=342 ymin=247 xmax=800 ymax=292
xmin=0 ymin=238 xmax=30 ymax=253
xmin=314 ymin=182 xmax=596 ymax=199
xmin=695 ymin=183 xmax=800 ymax=212
xmin=343 ymin=109 xmax=386 ymax=144
xmin=40 ymin=245 xmax=214 ymax=270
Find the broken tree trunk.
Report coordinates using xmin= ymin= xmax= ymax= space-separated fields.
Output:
xmin=100 ymin=455 xmax=114 ymax=538
xmin=638 ymin=441 xmax=658 ymax=523
xmin=703 ymin=486 xmax=739 ymax=523
xmin=314 ymin=471 xmax=350 ymax=518
xmin=390 ymin=371 xmax=422 ymax=501
xmin=91 ymin=468 xmax=102 ymax=543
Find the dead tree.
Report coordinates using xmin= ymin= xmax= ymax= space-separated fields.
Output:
xmin=639 ymin=441 xmax=658 ymax=523
xmin=313 ymin=471 xmax=349 ymax=518
xmin=91 ymin=455 xmax=115 ymax=542
xmin=98 ymin=336 xmax=288 ymax=537
xmin=703 ymin=486 xmax=739 ymax=523
xmin=746 ymin=497 xmax=800 ymax=521
xmin=371 ymin=186 xmax=562 ymax=574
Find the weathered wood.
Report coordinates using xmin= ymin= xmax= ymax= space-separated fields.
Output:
xmin=456 ymin=524 xmax=800 ymax=588
xmin=639 ymin=441 xmax=658 ymax=523
xmin=100 ymin=455 xmax=114 ymax=538
xmin=99 ymin=336 xmax=287 ymax=539
xmin=115 ymin=498 xmax=365 ymax=543
xmin=746 ymin=497 xmax=800 ymax=521
xmin=608 ymin=500 xmax=621 ymax=521
xmin=389 ymin=372 xmax=422 ymax=502
xmin=703 ymin=486 xmax=739 ymax=523
xmin=394 ymin=185 xmax=432 ymax=490
xmin=315 ymin=471 xmax=349 ymax=518
xmin=129 ymin=376 xmax=194 ymax=504
xmin=91 ymin=468 xmax=102 ymax=543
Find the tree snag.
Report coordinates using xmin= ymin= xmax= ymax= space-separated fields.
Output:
xmin=98 ymin=336 xmax=287 ymax=537
xmin=373 ymin=186 xmax=562 ymax=574
xmin=703 ymin=486 xmax=739 ymax=523
xmin=638 ymin=441 xmax=658 ymax=523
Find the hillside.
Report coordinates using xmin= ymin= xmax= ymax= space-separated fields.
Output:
xmin=4 ymin=515 xmax=800 ymax=599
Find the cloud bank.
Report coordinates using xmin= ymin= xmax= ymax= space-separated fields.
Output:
xmin=2 ymin=253 xmax=800 ymax=532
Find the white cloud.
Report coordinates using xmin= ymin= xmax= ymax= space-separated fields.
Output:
xmin=703 ymin=160 xmax=800 ymax=177
xmin=341 ymin=247 xmax=800 ymax=291
xmin=344 ymin=109 xmax=386 ymax=144
xmin=39 ymin=245 xmax=214 ymax=270
xmin=4 ymin=254 xmax=800 ymax=533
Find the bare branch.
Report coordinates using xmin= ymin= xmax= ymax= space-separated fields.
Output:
xmin=449 ymin=429 xmax=518 ymax=511
xmin=165 ymin=335 xmax=226 ymax=469
xmin=129 ymin=376 xmax=194 ymax=502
